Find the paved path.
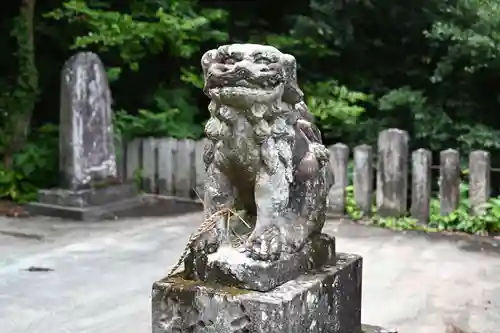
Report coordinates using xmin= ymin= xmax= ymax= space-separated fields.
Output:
xmin=0 ymin=213 xmax=499 ymax=333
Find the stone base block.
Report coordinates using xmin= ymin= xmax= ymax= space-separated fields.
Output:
xmin=37 ymin=182 xmax=137 ymax=207
xmin=25 ymin=182 xmax=143 ymax=221
xmin=194 ymin=234 xmax=335 ymax=292
xmin=25 ymin=196 xmax=145 ymax=221
xmin=152 ymin=253 xmax=362 ymax=333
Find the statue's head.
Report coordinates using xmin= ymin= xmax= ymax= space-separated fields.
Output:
xmin=201 ymin=44 xmax=303 ymax=108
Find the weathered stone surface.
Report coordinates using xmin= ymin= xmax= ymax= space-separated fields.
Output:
xmin=354 ymin=144 xmax=373 ymax=216
xmin=26 ymin=182 xmax=142 ymax=221
xmin=411 ymin=149 xmax=432 ymax=224
xmin=37 ymin=181 xmax=137 ymax=208
xmin=376 ymin=129 xmax=409 ymax=217
xmin=60 ymin=51 xmax=117 ymax=190
xmin=439 ymin=149 xmax=460 ymax=215
xmin=192 ymin=234 xmax=335 ymax=292
xmin=152 ymin=253 xmax=362 ymax=333
xmin=27 ymin=52 xmax=146 ymax=220
xmin=25 ymin=196 xmax=143 ymax=221
xmin=193 ymin=43 xmax=334 ymax=264
xmin=25 ymin=52 xmax=145 ymax=221
xmin=156 ymin=44 xmax=362 ymax=333
xmin=142 ymin=138 xmax=157 ymax=193
xmin=328 ymin=143 xmax=349 ymax=215
xmin=469 ymin=150 xmax=490 ymax=215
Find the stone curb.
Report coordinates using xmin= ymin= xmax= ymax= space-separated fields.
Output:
xmin=327 ymin=217 xmax=500 ymax=255
xmin=362 ymin=324 xmax=397 ymax=333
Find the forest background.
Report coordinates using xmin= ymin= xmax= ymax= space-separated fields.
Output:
xmin=2 ymin=0 xmax=500 ymax=234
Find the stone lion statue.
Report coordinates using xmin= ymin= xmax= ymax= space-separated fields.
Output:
xmin=196 ymin=43 xmax=334 ymax=261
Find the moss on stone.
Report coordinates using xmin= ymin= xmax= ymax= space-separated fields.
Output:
xmin=167 ymin=274 xmax=251 ymax=296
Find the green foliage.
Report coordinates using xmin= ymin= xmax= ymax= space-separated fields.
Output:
xmin=344 ymin=183 xmax=500 ymax=236
xmin=0 ymin=14 xmax=38 ymax=113
xmin=0 ymin=10 xmax=39 ymax=159
xmin=132 ymin=168 xmax=144 ymax=191
xmin=305 ymin=80 xmax=370 ymax=128
xmin=425 ymin=0 xmax=500 ymax=81
xmin=377 ymin=87 xmax=453 ymax=150
xmin=304 ymin=80 xmax=374 ymax=144
xmin=2 ymin=0 xmax=500 ymax=232
xmin=0 ymin=4 xmax=42 ymax=203
xmin=114 ymin=86 xmax=203 ymax=139
xmin=45 ymin=0 xmax=227 ymax=96
xmin=0 ymin=125 xmax=58 ymax=203
xmin=46 ymin=0 xmax=228 ymax=72
xmin=427 ymin=183 xmax=500 ymax=235
xmin=344 ymin=186 xmax=368 ymax=221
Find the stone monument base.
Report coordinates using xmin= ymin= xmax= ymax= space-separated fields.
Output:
xmin=25 ymin=182 xmax=144 ymax=221
xmin=152 ymin=252 xmax=362 ymax=333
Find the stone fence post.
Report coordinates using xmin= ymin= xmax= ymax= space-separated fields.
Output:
xmin=354 ymin=145 xmax=373 ymax=216
xmin=411 ymin=149 xmax=432 ymax=224
xmin=328 ymin=143 xmax=349 ymax=215
xmin=469 ymin=150 xmax=490 ymax=214
xmin=439 ymin=149 xmax=460 ymax=215
xmin=376 ymin=129 xmax=409 ymax=217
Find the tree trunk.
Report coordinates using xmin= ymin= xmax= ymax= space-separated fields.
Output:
xmin=2 ymin=0 xmax=38 ymax=168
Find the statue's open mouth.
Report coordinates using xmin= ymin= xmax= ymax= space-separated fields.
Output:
xmin=207 ymin=78 xmax=279 ymax=92
xmin=233 ymin=80 xmax=262 ymax=89
xmin=207 ymin=83 xmax=283 ymax=103
xmin=205 ymin=81 xmax=284 ymax=106
xmin=204 ymin=65 xmax=285 ymax=106
xmin=206 ymin=65 xmax=283 ymax=92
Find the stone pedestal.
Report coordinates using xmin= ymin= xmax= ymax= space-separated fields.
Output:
xmin=190 ymin=234 xmax=336 ymax=292
xmin=152 ymin=252 xmax=362 ymax=333
xmin=26 ymin=181 xmax=144 ymax=221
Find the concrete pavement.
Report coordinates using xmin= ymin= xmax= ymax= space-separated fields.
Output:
xmin=0 ymin=213 xmax=499 ymax=333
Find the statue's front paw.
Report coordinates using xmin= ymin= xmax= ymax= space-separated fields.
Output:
xmin=193 ymin=228 xmax=221 ymax=254
xmin=244 ymin=226 xmax=282 ymax=261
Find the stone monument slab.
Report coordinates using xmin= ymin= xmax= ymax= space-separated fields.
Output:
xmin=26 ymin=52 xmax=142 ymax=221
xmin=152 ymin=253 xmax=362 ymax=333
xmin=59 ymin=52 xmax=117 ymax=190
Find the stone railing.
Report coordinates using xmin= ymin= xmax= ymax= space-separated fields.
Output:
xmin=124 ymin=128 xmax=492 ymax=223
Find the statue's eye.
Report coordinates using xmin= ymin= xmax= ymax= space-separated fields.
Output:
xmin=255 ymin=58 xmax=271 ymax=65
xmin=224 ymin=58 xmax=236 ymax=65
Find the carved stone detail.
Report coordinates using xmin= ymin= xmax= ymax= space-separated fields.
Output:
xmin=194 ymin=44 xmax=334 ymax=263
xmin=60 ymin=52 xmax=118 ymax=190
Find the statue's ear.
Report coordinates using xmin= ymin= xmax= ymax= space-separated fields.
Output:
xmin=281 ymin=53 xmax=304 ymax=105
xmin=201 ymin=49 xmax=218 ymax=78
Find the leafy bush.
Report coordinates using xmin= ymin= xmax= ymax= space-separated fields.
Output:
xmin=0 ymin=124 xmax=58 ymax=203
xmin=114 ymin=86 xmax=204 ymax=140
xmin=46 ymin=0 xmax=228 ymax=70
xmin=305 ymin=80 xmax=370 ymax=128
xmin=344 ymin=183 xmax=500 ymax=236
xmin=427 ymin=183 xmax=500 ymax=235
xmin=304 ymin=80 xmax=374 ymax=143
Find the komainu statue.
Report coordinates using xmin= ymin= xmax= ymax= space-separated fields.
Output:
xmin=197 ymin=44 xmax=334 ymax=262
